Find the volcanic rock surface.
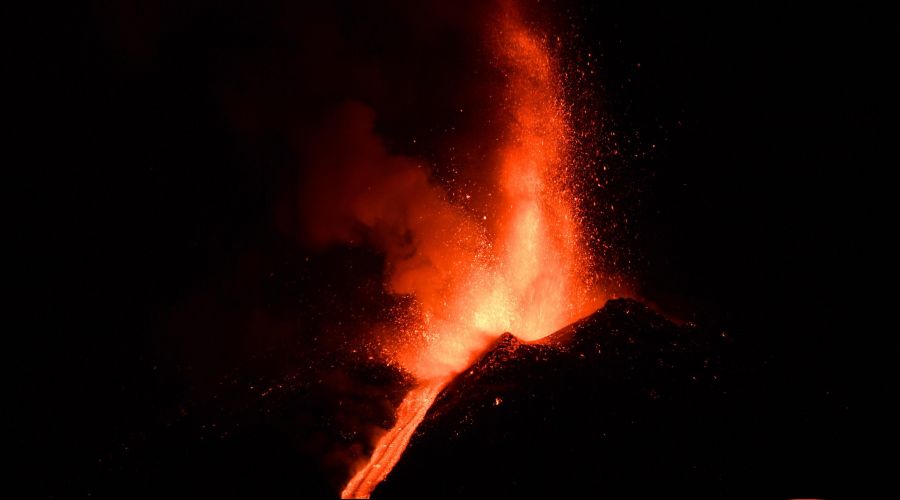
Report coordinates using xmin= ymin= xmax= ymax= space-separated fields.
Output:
xmin=372 ymin=298 xmax=745 ymax=497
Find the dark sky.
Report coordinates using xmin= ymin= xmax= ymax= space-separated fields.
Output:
xmin=18 ymin=0 xmax=883 ymax=496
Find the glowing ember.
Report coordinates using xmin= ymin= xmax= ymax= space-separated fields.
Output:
xmin=341 ymin=2 xmax=604 ymax=498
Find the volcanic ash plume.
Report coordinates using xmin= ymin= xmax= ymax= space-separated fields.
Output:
xmin=299 ymin=100 xmax=501 ymax=376
xmin=301 ymin=2 xmax=606 ymax=497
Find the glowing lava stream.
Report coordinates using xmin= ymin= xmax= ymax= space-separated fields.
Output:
xmin=340 ymin=379 xmax=449 ymax=499
xmin=341 ymin=2 xmax=603 ymax=498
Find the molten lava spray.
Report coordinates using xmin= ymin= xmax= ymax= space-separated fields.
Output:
xmin=340 ymin=3 xmax=603 ymax=498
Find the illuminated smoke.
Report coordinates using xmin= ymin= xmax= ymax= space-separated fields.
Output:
xmin=300 ymin=2 xmax=607 ymax=497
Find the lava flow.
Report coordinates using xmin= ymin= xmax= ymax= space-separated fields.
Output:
xmin=341 ymin=3 xmax=603 ymax=498
xmin=340 ymin=380 xmax=447 ymax=499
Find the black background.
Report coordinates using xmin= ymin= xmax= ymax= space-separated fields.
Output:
xmin=18 ymin=0 xmax=883 ymax=496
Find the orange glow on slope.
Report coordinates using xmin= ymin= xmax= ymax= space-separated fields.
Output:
xmin=341 ymin=3 xmax=604 ymax=498
xmin=340 ymin=380 xmax=448 ymax=500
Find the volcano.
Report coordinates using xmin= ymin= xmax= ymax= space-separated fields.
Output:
xmin=369 ymin=297 xmax=742 ymax=497
xmin=91 ymin=297 xmax=744 ymax=498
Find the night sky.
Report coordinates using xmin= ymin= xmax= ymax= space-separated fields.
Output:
xmin=17 ymin=0 xmax=883 ymax=496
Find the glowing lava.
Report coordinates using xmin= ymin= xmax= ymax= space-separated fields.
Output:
xmin=341 ymin=2 xmax=604 ymax=498
xmin=340 ymin=379 xmax=448 ymax=499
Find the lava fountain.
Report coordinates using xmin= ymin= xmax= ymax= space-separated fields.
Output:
xmin=341 ymin=3 xmax=604 ymax=498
